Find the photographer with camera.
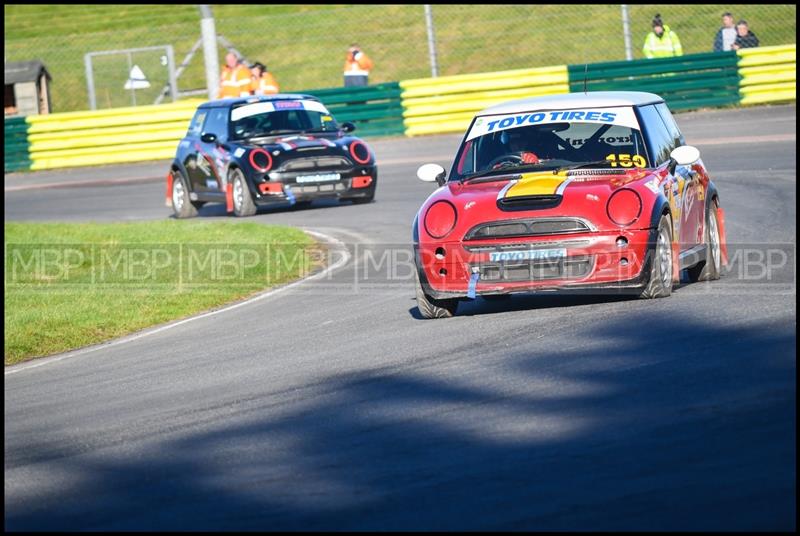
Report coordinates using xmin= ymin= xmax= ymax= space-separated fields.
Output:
xmin=343 ymin=43 xmax=374 ymax=87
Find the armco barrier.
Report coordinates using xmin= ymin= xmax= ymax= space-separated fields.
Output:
xmin=737 ymin=44 xmax=796 ymax=105
xmin=301 ymin=82 xmax=405 ymax=138
xmin=10 ymin=84 xmax=404 ymax=171
xmin=4 ymin=116 xmax=30 ymax=173
xmin=24 ymin=100 xmax=204 ymax=170
xmin=4 ymin=46 xmax=794 ymax=172
xmin=400 ymin=65 xmax=569 ymax=136
xmin=567 ymin=51 xmax=741 ymax=111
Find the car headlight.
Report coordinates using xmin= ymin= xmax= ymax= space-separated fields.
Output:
xmin=349 ymin=140 xmax=371 ymax=164
xmin=249 ymin=148 xmax=273 ymax=172
xmin=424 ymin=201 xmax=458 ymax=239
xmin=606 ymin=188 xmax=642 ymax=226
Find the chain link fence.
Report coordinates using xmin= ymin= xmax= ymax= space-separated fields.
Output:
xmin=5 ymin=4 xmax=796 ymax=114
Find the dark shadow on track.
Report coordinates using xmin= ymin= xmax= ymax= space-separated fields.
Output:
xmin=5 ymin=314 xmax=795 ymax=531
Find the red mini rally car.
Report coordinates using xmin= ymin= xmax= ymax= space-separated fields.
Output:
xmin=412 ymin=91 xmax=728 ymax=318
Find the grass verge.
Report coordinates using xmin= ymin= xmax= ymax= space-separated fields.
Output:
xmin=4 ymin=220 xmax=322 ymax=366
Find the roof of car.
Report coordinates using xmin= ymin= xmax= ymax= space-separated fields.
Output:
xmin=476 ymin=91 xmax=664 ymax=116
xmin=199 ymin=94 xmax=320 ymax=109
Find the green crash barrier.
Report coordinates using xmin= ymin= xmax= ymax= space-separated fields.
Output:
xmin=400 ymin=65 xmax=570 ymax=136
xmin=4 ymin=117 xmax=31 ymax=173
xmin=567 ymin=51 xmax=741 ymax=111
xmin=738 ymin=44 xmax=796 ymax=105
xmin=301 ymin=82 xmax=406 ymax=137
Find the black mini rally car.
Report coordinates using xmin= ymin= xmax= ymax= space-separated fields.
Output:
xmin=167 ymin=94 xmax=377 ymax=217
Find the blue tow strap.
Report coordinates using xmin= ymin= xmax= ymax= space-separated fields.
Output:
xmin=467 ymin=271 xmax=480 ymax=299
xmin=284 ymin=184 xmax=296 ymax=206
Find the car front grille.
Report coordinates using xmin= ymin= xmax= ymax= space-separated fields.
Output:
xmin=473 ymin=255 xmax=593 ymax=282
xmin=462 ymin=239 xmax=592 ymax=253
xmin=289 ymin=182 xmax=348 ymax=194
xmin=465 ymin=218 xmax=592 ymax=240
xmin=281 ymin=156 xmax=353 ymax=172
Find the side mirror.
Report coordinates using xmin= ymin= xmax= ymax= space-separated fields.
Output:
xmin=670 ymin=145 xmax=700 ymax=166
xmin=341 ymin=122 xmax=356 ymax=133
xmin=417 ymin=163 xmax=446 ymax=186
xmin=200 ymin=132 xmax=218 ymax=144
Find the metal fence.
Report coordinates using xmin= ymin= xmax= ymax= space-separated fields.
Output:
xmin=84 ymin=46 xmax=177 ymax=110
xmin=4 ymin=4 xmax=796 ymax=113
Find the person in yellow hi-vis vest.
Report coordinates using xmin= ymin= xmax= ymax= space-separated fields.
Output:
xmin=217 ymin=52 xmax=252 ymax=99
xmin=643 ymin=14 xmax=684 ymax=59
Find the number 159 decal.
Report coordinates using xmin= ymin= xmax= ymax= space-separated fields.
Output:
xmin=606 ymin=153 xmax=646 ymax=168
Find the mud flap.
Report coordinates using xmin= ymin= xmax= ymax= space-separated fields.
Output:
xmin=672 ymin=240 xmax=681 ymax=284
xmin=226 ymin=183 xmax=234 ymax=213
xmin=165 ymin=171 xmax=173 ymax=207
xmin=717 ymin=206 xmax=729 ymax=266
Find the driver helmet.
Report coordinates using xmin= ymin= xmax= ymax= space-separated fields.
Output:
xmin=500 ymin=128 xmax=530 ymax=152
xmin=234 ymin=116 xmax=258 ymax=136
xmin=500 ymin=128 xmax=540 ymax=164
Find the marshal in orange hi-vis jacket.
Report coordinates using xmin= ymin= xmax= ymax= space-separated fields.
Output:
xmin=343 ymin=44 xmax=373 ymax=87
xmin=250 ymin=62 xmax=280 ymax=95
xmin=218 ymin=52 xmax=253 ymax=99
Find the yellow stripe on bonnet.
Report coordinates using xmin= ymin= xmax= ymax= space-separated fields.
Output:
xmin=504 ymin=171 xmax=570 ymax=198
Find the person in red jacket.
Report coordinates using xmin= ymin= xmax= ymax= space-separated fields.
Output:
xmin=217 ymin=52 xmax=252 ymax=99
xmin=250 ymin=62 xmax=280 ymax=95
xmin=343 ymin=44 xmax=373 ymax=87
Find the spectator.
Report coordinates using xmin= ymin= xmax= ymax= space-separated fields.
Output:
xmin=732 ymin=20 xmax=760 ymax=50
xmin=343 ymin=43 xmax=373 ymax=87
xmin=217 ymin=52 xmax=252 ymax=99
xmin=250 ymin=62 xmax=280 ymax=95
xmin=713 ymin=12 xmax=737 ymax=52
xmin=643 ymin=14 xmax=684 ymax=58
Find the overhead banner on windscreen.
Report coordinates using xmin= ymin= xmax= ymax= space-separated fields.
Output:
xmin=231 ymin=99 xmax=330 ymax=121
xmin=466 ymin=106 xmax=640 ymax=141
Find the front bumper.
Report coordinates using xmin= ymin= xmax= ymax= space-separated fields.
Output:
xmin=417 ymin=228 xmax=655 ymax=299
xmin=253 ymin=167 xmax=377 ymax=205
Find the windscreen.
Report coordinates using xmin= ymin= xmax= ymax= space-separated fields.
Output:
xmin=230 ymin=100 xmax=339 ymax=139
xmin=452 ymin=106 xmax=650 ymax=181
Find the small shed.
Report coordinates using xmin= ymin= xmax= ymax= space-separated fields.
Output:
xmin=5 ymin=60 xmax=52 ymax=116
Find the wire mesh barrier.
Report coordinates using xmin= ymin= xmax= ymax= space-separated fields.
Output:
xmin=84 ymin=46 xmax=177 ymax=110
xmin=4 ymin=4 xmax=796 ymax=114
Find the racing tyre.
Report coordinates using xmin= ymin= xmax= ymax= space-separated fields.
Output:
xmin=640 ymin=214 xmax=673 ymax=299
xmin=415 ymin=272 xmax=458 ymax=319
xmin=686 ymin=199 xmax=722 ymax=282
xmin=231 ymin=167 xmax=257 ymax=217
xmin=171 ymin=170 xmax=198 ymax=219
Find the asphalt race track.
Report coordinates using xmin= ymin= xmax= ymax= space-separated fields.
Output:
xmin=4 ymin=105 xmax=796 ymax=530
